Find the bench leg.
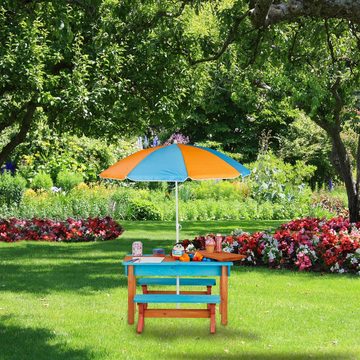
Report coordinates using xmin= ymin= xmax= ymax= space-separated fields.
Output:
xmin=141 ymin=285 xmax=148 ymax=309
xmin=206 ymin=286 xmax=212 ymax=310
xmin=210 ymin=304 xmax=216 ymax=334
xmin=137 ymin=304 xmax=145 ymax=334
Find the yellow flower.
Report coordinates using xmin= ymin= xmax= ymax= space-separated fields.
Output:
xmin=75 ymin=182 xmax=89 ymax=191
xmin=24 ymin=189 xmax=37 ymax=198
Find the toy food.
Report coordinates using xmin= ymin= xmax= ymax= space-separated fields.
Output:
xmin=172 ymin=243 xmax=185 ymax=259
xmin=193 ymin=251 xmax=204 ymax=262
xmin=205 ymin=237 xmax=216 ymax=253
xmin=186 ymin=243 xmax=195 ymax=253
xmin=179 ymin=253 xmax=190 ymax=262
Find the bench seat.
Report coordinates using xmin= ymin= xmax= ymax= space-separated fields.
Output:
xmin=137 ymin=278 xmax=216 ymax=287
xmin=134 ymin=294 xmax=220 ymax=334
xmin=134 ymin=294 xmax=220 ymax=304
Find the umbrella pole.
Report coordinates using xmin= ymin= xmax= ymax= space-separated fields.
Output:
xmin=175 ymin=181 xmax=180 ymax=308
xmin=175 ymin=181 xmax=180 ymax=243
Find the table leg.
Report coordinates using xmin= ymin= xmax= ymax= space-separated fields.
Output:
xmin=220 ymin=265 xmax=228 ymax=326
xmin=128 ymin=265 xmax=136 ymax=325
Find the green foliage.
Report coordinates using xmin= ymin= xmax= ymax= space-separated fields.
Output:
xmin=248 ymin=151 xmax=316 ymax=207
xmin=0 ymin=172 xmax=26 ymax=207
xmin=0 ymin=0 xmax=194 ymax=165
xmin=16 ymin=124 xmax=129 ymax=183
xmin=56 ymin=170 xmax=83 ymax=191
xmin=128 ymin=198 xmax=163 ymax=221
xmin=31 ymin=172 xmax=53 ymax=191
xmin=278 ymin=113 xmax=335 ymax=187
xmin=179 ymin=180 xmax=249 ymax=201
xmin=0 ymin=180 xmax=333 ymax=221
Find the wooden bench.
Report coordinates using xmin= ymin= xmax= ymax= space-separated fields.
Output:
xmin=134 ymin=294 xmax=220 ymax=334
xmin=138 ymin=278 xmax=216 ymax=295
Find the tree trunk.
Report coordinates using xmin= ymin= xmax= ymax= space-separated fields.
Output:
xmin=329 ymin=129 xmax=360 ymax=222
xmin=0 ymin=102 xmax=37 ymax=167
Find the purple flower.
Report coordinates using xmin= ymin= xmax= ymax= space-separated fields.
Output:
xmin=164 ymin=133 xmax=189 ymax=145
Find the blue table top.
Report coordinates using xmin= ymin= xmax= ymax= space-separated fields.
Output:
xmin=123 ymin=256 xmax=233 ymax=276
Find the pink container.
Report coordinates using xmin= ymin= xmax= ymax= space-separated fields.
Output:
xmin=132 ymin=241 xmax=143 ymax=256
xmin=215 ymin=234 xmax=222 ymax=252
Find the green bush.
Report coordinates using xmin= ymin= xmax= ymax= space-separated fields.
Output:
xmin=31 ymin=172 xmax=53 ymax=191
xmin=128 ymin=198 xmax=163 ymax=221
xmin=247 ymin=151 xmax=315 ymax=210
xmin=57 ymin=171 xmax=84 ymax=191
xmin=110 ymin=188 xmax=132 ymax=220
xmin=15 ymin=124 xmax=138 ymax=183
xmin=0 ymin=172 xmax=26 ymax=207
xmin=179 ymin=180 xmax=249 ymax=201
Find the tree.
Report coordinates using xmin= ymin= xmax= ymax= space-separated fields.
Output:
xmin=183 ymin=1 xmax=360 ymax=221
xmin=0 ymin=0 xmax=193 ymax=166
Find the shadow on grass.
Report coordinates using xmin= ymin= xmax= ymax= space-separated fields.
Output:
xmin=0 ymin=316 xmax=94 ymax=360
xmin=0 ymin=240 xmax=129 ymax=294
xmin=168 ymin=352 xmax=356 ymax=360
xmin=140 ymin=325 xmax=260 ymax=341
xmin=0 ymin=262 xmax=127 ymax=294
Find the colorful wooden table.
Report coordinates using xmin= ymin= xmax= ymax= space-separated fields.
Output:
xmin=123 ymin=256 xmax=233 ymax=326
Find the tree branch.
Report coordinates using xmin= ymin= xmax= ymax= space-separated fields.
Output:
xmin=250 ymin=0 xmax=360 ymax=27
xmin=288 ymin=22 xmax=302 ymax=62
xmin=249 ymin=0 xmax=273 ymax=28
xmin=324 ymin=19 xmax=336 ymax=64
xmin=248 ymin=29 xmax=264 ymax=66
xmin=189 ymin=11 xmax=251 ymax=65
xmin=0 ymin=102 xmax=37 ymax=166
xmin=330 ymin=77 xmax=344 ymax=128
xmin=0 ymin=103 xmax=28 ymax=133
xmin=349 ymin=22 xmax=360 ymax=51
xmin=123 ymin=0 xmax=189 ymax=36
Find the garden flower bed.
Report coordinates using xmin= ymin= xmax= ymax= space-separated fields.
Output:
xmin=182 ymin=217 xmax=360 ymax=275
xmin=0 ymin=216 xmax=124 ymax=242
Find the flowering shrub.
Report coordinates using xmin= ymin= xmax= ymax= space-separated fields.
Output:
xmin=0 ymin=216 xmax=124 ymax=242
xmin=181 ymin=217 xmax=360 ymax=275
xmin=164 ymin=133 xmax=189 ymax=145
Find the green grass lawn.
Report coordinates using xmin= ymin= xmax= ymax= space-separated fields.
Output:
xmin=0 ymin=220 xmax=359 ymax=360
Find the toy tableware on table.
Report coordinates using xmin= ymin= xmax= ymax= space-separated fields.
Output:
xmin=215 ymin=234 xmax=222 ymax=252
xmin=172 ymin=243 xmax=185 ymax=259
xmin=193 ymin=251 xmax=204 ymax=262
xmin=205 ymin=237 xmax=215 ymax=253
xmin=152 ymin=248 xmax=165 ymax=256
xmin=132 ymin=241 xmax=143 ymax=256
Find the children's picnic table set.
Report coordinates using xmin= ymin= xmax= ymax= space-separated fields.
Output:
xmin=123 ymin=249 xmax=244 ymax=334
xmin=100 ymin=143 xmax=250 ymax=334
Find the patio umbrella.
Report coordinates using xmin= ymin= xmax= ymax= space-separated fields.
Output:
xmin=100 ymin=143 xmax=250 ymax=243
